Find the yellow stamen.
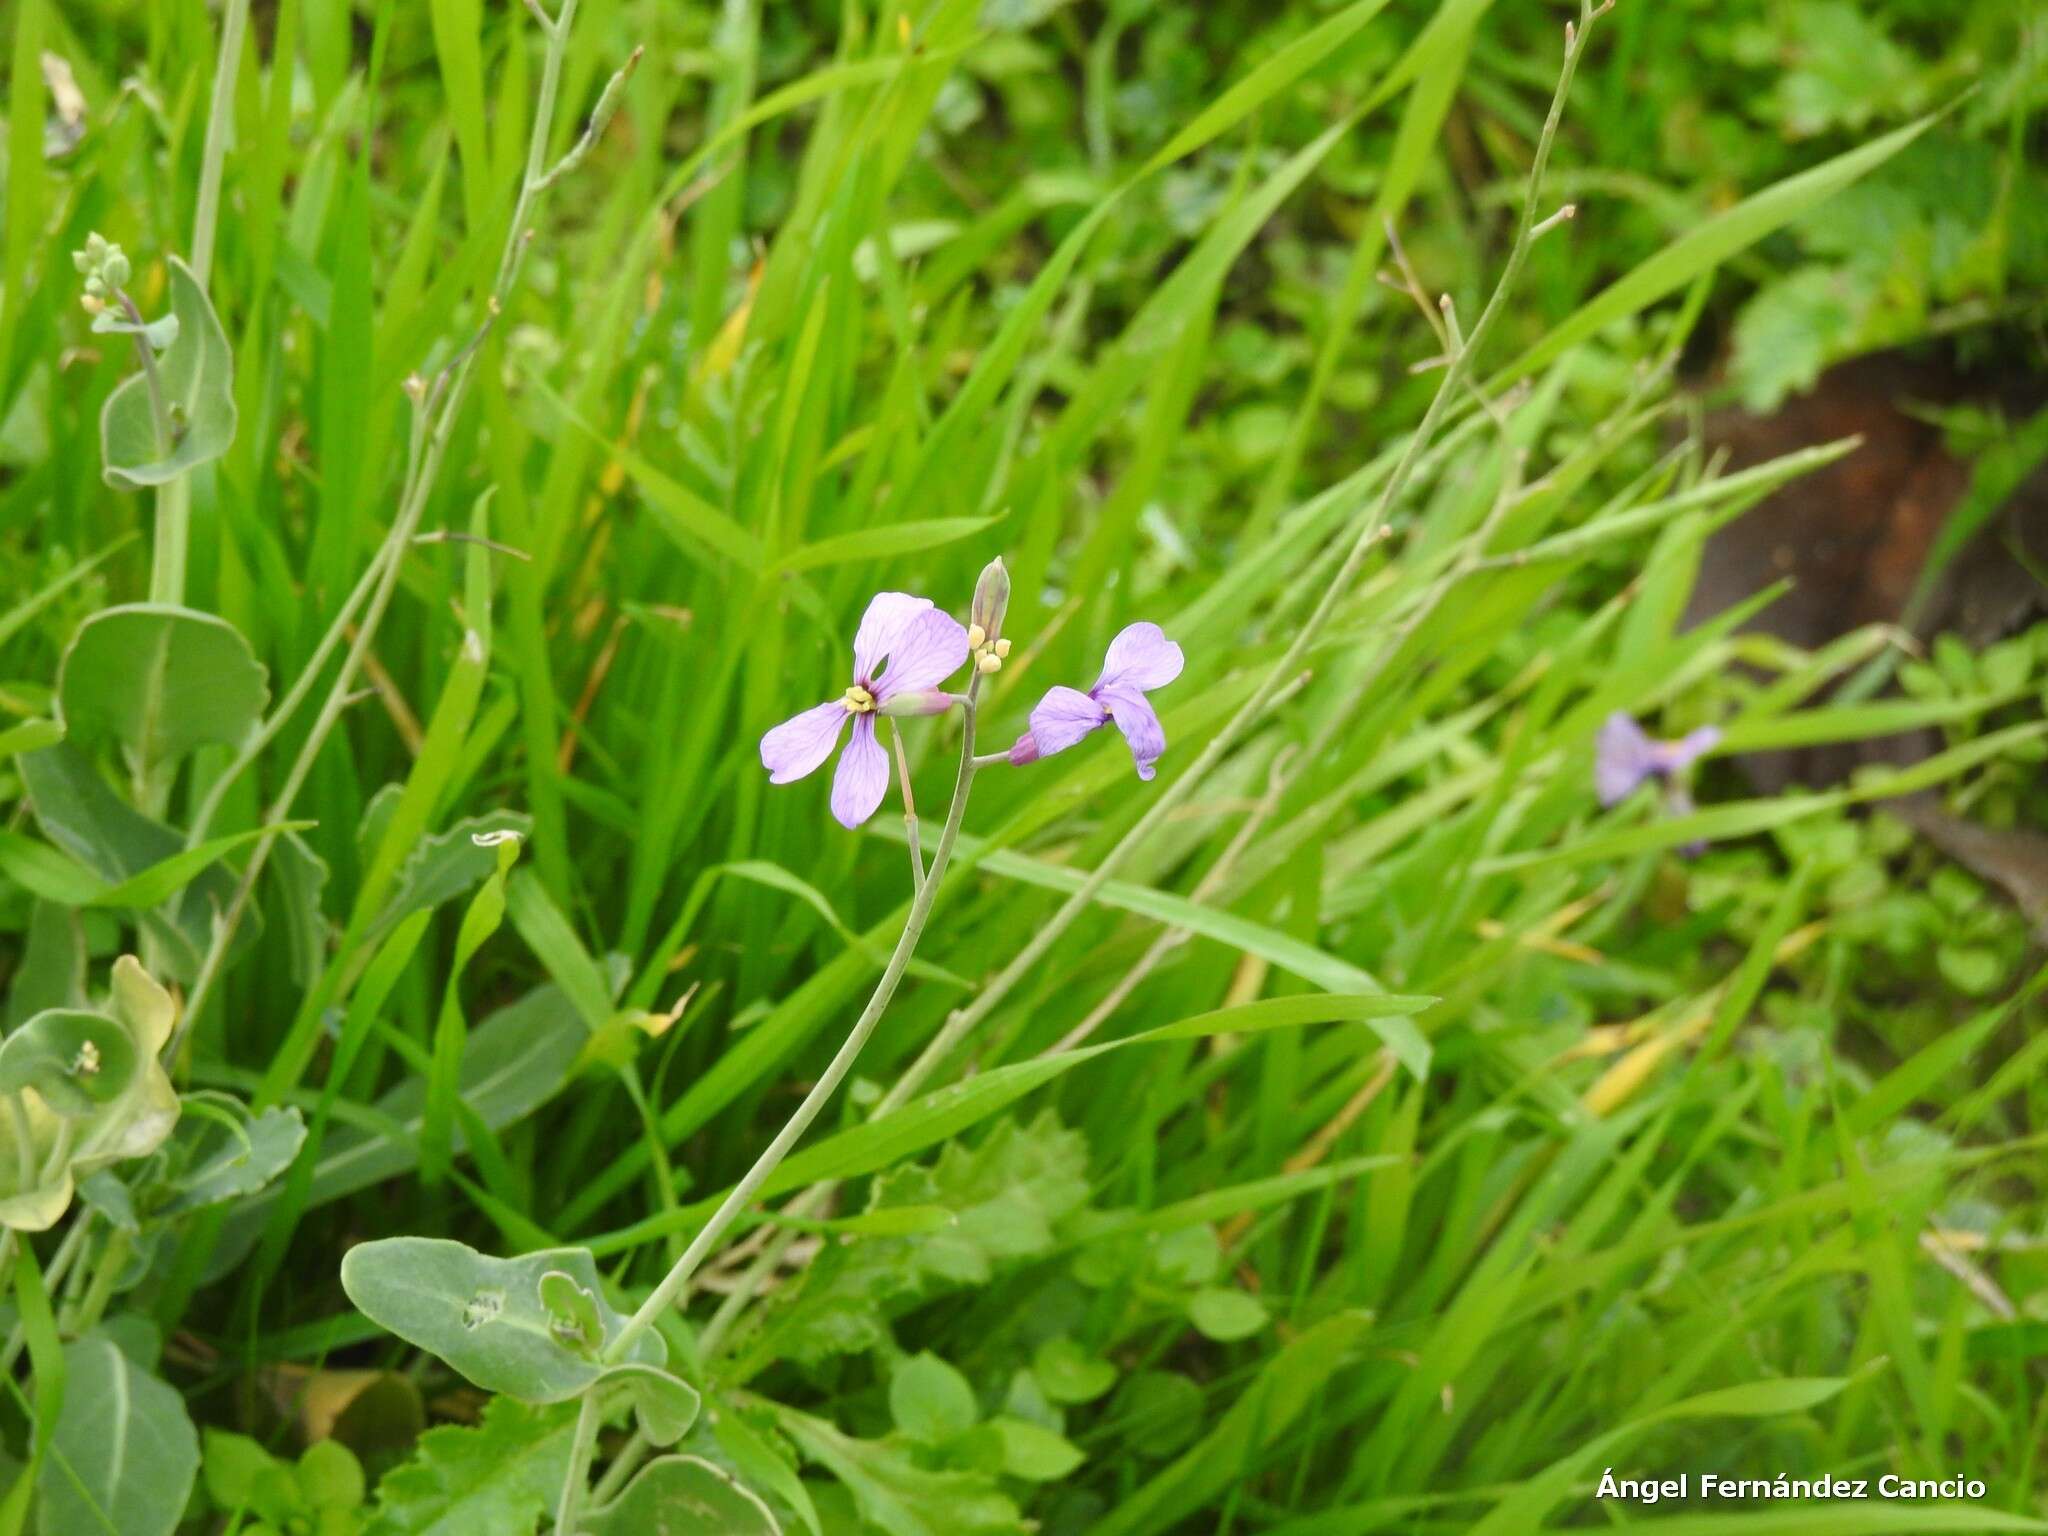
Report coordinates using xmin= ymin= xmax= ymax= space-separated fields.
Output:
xmin=993 ymin=637 xmax=1012 ymax=658
xmin=966 ymin=623 xmax=986 ymax=650
xmin=976 ymin=653 xmax=1001 ymax=675
xmin=842 ymin=684 xmax=876 ymax=713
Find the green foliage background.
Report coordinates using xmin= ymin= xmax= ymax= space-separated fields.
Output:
xmin=0 ymin=0 xmax=2044 ymax=1532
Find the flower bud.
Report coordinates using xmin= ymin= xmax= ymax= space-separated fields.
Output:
xmin=877 ymin=689 xmax=961 ymax=718
xmin=970 ymin=556 xmax=1009 ymax=647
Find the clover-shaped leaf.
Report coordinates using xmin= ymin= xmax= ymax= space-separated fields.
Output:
xmin=99 ymin=255 xmax=237 ymax=489
xmin=587 ymin=1455 xmax=780 ymax=1536
xmin=340 ymin=1238 xmax=663 ymax=1403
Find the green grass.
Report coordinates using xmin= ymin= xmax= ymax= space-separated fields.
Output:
xmin=0 ymin=0 xmax=2044 ymax=1532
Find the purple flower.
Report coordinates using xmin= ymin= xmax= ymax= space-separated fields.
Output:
xmin=1594 ymin=713 xmax=1721 ymax=807
xmin=1009 ymin=622 xmax=1184 ymax=780
xmin=760 ymin=593 xmax=969 ymax=828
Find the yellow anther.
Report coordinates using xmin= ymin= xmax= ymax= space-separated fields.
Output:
xmin=842 ymin=684 xmax=876 ymax=713
xmin=74 ymin=1041 xmax=101 ymax=1077
xmin=976 ymin=653 xmax=1002 ymax=675
xmin=994 ymin=637 xmax=1012 ymax=658
xmin=966 ymin=623 xmax=987 ymax=650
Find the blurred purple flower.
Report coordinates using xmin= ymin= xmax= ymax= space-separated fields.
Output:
xmin=1594 ymin=713 xmax=1721 ymax=807
xmin=760 ymin=593 xmax=968 ymax=828
xmin=1009 ymin=622 xmax=1184 ymax=780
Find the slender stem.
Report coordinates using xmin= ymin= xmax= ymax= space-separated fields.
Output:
xmin=888 ymin=719 xmax=925 ymax=888
xmin=553 ymin=1390 xmax=603 ymax=1535
xmin=604 ymin=683 xmax=984 ymax=1366
xmin=171 ymin=0 xmax=608 ymax=1058
xmin=876 ymin=0 xmax=1606 ymax=1118
xmin=0 ymin=1212 xmax=90 ymax=1376
xmin=589 ymin=1428 xmax=652 ymax=1505
xmin=63 ymin=1230 xmax=129 ymax=1339
xmin=188 ymin=549 xmax=390 ymax=843
xmin=113 ymin=292 xmax=176 ymax=454
xmin=6 ymin=1099 xmax=34 ymax=1192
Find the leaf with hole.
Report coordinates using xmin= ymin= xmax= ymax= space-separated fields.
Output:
xmin=339 ymin=1238 xmax=663 ymax=1402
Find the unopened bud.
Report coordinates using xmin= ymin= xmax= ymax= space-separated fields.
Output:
xmin=970 ymin=556 xmax=1009 ymax=647
xmin=878 ymin=689 xmax=960 ymax=718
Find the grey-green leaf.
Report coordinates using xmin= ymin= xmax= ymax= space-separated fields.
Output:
xmin=57 ymin=604 xmax=269 ymax=771
xmin=588 ymin=1455 xmax=781 ymax=1535
xmin=597 ymin=1362 xmax=702 ymax=1447
xmin=36 ymin=1334 xmax=199 ymax=1536
xmin=163 ymin=1105 xmax=307 ymax=1214
xmin=339 ymin=1238 xmax=662 ymax=1402
xmin=99 ymin=256 xmax=237 ymax=489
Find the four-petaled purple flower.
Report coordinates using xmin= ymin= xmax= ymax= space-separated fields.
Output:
xmin=1596 ymin=711 xmax=1720 ymax=856
xmin=760 ymin=593 xmax=968 ymax=828
xmin=1594 ymin=712 xmax=1721 ymax=806
xmin=1010 ymin=622 xmax=1184 ymax=780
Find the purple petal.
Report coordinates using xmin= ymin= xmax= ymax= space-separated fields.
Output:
xmin=1594 ymin=711 xmax=1655 ymax=807
xmin=852 ymin=593 xmax=934 ymax=682
xmin=1099 ymin=683 xmax=1166 ymax=780
xmin=1650 ymin=724 xmax=1722 ymax=777
xmin=872 ymin=608 xmax=969 ymax=699
xmin=1027 ymin=686 xmax=1109 ymax=760
xmin=830 ymin=715 xmax=890 ymax=828
xmin=761 ymin=701 xmax=849 ymax=785
xmin=1096 ymin=622 xmax=1184 ymax=694
xmin=1008 ymin=730 xmax=1042 ymax=766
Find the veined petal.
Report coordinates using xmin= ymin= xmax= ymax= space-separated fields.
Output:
xmin=1097 ymin=621 xmax=1184 ymax=694
xmin=873 ymin=608 xmax=969 ymax=699
xmin=1593 ymin=711 xmax=1655 ymax=807
xmin=852 ymin=592 xmax=934 ymax=682
xmin=1027 ymin=685 xmax=1107 ymax=759
xmin=761 ymin=701 xmax=850 ymax=785
xmin=831 ymin=715 xmax=890 ymax=828
xmin=1099 ymin=683 xmax=1166 ymax=780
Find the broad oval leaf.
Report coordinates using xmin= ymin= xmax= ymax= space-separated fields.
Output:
xmin=588 ymin=1455 xmax=781 ymax=1536
xmin=36 ymin=1333 xmax=199 ymax=1536
xmin=99 ymin=255 xmax=238 ymax=489
xmin=57 ymin=604 xmax=268 ymax=772
xmin=340 ymin=1238 xmax=663 ymax=1402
